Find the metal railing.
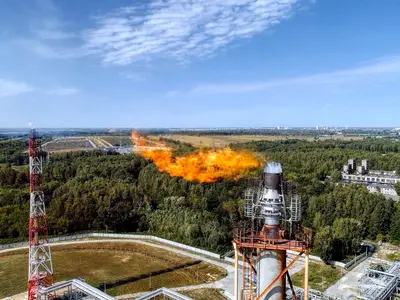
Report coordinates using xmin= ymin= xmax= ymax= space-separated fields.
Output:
xmin=344 ymin=252 xmax=369 ymax=270
xmin=39 ymin=278 xmax=114 ymax=300
xmin=135 ymin=288 xmax=192 ymax=300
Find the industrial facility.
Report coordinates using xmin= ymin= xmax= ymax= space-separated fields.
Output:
xmin=341 ymin=159 xmax=399 ymax=200
xmin=26 ymin=130 xmax=313 ymax=300
xmin=26 ymin=129 xmax=193 ymax=300
xmin=19 ymin=132 xmax=400 ymax=300
xmin=358 ymin=261 xmax=400 ymax=299
xmin=233 ymin=162 xmax=312 ymax=300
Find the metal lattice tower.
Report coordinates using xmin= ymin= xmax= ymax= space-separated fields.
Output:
xmin=28 ymin=129 xmax=54 ymax=300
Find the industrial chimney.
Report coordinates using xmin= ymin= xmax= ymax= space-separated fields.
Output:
xmin=258 ymin=162 xmax=285 ymax=299
xmin=233 ymin=162 xmax=311 ymax=300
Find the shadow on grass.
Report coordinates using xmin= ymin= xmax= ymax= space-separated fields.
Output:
xmin=97 ymin=260 xmax=202 ymax=291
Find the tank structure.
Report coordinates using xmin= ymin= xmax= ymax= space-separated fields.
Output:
xmin=233 ymin=162 xmax=312 ymax=300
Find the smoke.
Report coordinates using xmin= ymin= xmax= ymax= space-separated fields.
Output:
xmin=264 ymin=162 xmax=282 ymax=174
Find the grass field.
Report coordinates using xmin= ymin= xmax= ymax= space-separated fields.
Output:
xmin=182 ymin=288 xmax=228 ymax=300
xmin=42 ymin=136 xmax=132 ymax=152
xmin=291 ymin=262 xmax=342 ymax=291
xmin=42 ymin=137 xmax=96 ymax=153
xmin=100 ymin=136 xmax=132 ymax=147
xmin=151 ymin=134 xmax=362 ymax=148
xmin=0 ymin=242 xmax=226 ymax=298
xmin=377 ymin=243 xmax=400 ymax=261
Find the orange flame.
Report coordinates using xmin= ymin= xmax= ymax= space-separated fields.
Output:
xmin=131 ymin=132 xmax=261 ymax=182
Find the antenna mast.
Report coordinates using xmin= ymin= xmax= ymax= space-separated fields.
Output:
xmin=28 ymin=128 xmax=54 ymax=300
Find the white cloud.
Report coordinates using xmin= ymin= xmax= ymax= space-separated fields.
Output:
xmin=84 ymin=0 xmax=301 ymax=65
xmin=18 ymin=1 xmax=82 ymax=59
xmin=0 ymin=79 xmax=35 ymax=98
xmin=32 ymin=17 xmax=77 ymax=40
xmin=34 ymin=28 xmax=76 ymax=40
xmin=44 ymin=87 xmax=80 ymax=96
xmin=17 ymin=39 xmax=84 ymax=59
xmin=183 ymin=56 xmax=400 ymax=94
xmin=0 ymin=78 xmax=79 ymax=98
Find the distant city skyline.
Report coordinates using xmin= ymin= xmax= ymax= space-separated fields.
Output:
xmin=1 ymin=0 xmax=400 ymax=127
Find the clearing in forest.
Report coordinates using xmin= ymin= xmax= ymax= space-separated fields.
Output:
xmin=151 ymin=134 xmax=361 ymax=148
xmin=0 ymin=242 xmax=226 ymax=297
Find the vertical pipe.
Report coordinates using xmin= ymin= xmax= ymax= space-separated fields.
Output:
xmin=234 ymin=243 xmax=239 ymax=300
xmin=278 ymin=250 xmax=286 ymax=300
xmin=242 ymin=250 xmax=246 ymax=300
xmin=304 ymin=253 xmax=309 ymax=300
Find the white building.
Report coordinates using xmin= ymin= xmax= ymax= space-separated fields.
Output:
xmin=341 ymin=159 xmax=399 ymax=200
xmin=341 ymin=174 xmax=400 ymax=185
xmin=367 ymin=183 xmax=397 ymax=196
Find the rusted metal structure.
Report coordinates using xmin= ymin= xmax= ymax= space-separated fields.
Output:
xmin=233 ymin=162 xmax=312 ymax=300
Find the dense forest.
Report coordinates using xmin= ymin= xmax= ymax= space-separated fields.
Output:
xmin=0 ymin=139 xmax=28 ymax=165
xmin=1 ymin=138 xmax=400 ymax=262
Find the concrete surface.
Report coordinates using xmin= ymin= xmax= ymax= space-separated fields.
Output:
xmin=325 ymin=258 xmax=373 ymax=299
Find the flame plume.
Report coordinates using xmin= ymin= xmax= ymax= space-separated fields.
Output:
xmin=131 ymin=132 xmax=262 ymax=183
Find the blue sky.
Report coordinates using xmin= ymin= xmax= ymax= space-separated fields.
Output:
xmin=1 ymin=0 xmax=400 ymax=128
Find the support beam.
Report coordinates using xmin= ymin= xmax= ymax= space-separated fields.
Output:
xmin=234 ymin=243 xmax=239 ymax=300
xmin=240 ymin=248 xmax=257 ymax=275
xmin=286 ymin=271 xmax=297 ymax=300
xmin=256 ymin=251 xmax=304 ymax=300
xmin=304 ymin=253 xmax=309 ymax=300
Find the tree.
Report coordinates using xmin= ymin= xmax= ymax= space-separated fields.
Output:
xmin=314 ymin=226 xmax=333 ymax=262
xmin=330 ymin=170 xmax=342 ymax=182
xmin=389 ymin=203 xmax=400 ymax=244
xmin=332 ymin=218 xmax=362 ymax=258
xmin=395 ymin=182 xmax=400 ymax=196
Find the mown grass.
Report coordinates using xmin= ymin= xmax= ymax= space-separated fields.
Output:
xmin=151 ymin=134 xmax=362 ymax=148
xmin=151 ymin=135 xmax=309 ymax=148
xmin=291 ymin=262 xmax=342 ymax=291
xmin=0 ymin=242 xmax=226 ymax=298
xmin=182 ymin=288 xmax=228 ymax=300
xmin=377 ymin=242 xmax=400 ymax=262
xmin=386 ymin=252 xmax=400 ymax=261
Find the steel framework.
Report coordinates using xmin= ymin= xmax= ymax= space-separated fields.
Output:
xmin=358 ymin=261 xmax=400 ymax=300
xmin=38 ymin=278 xmax=113 ymax=300
xmin=233 ymin=227 xmax=312 ymax=300
xmin=28 ymin=129 xmax=54 ymax=300
xmin=234 ymin=164 xmax=312 ymax=300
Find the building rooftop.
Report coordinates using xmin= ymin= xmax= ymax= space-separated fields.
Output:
xmin=367 ymin=183 xmax=395 ymax=189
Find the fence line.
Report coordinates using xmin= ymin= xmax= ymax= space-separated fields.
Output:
xmin=344 ymin=252 xmax=368 ymax=270
xmin=0 ymin=233 xmax=346 ymax=268
xmin=0 ymin=233 xmax=220 ymax=259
